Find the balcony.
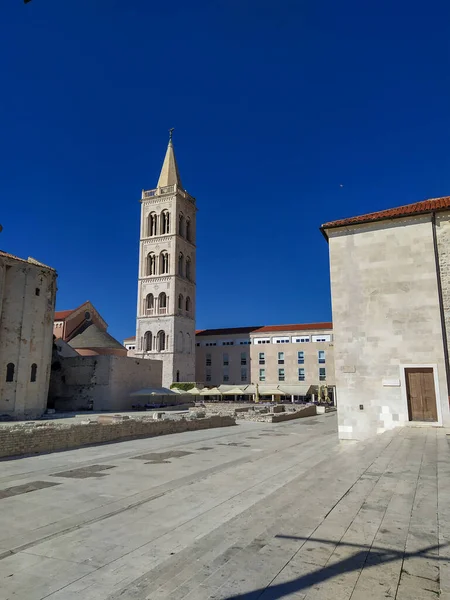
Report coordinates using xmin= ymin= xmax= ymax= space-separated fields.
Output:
xmin=158 ymin=307 xmax=167 ymax=315
xmin=145 ymin=308 xmax=154 ymax=316
xmin=141 ymin=185 xmax=196 ymax=204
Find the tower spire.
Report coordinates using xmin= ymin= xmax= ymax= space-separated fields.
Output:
xmin=157 ymin=129 xmax=182 ymax=189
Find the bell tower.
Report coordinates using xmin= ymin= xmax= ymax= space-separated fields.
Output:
xmin=135 ymin=131 xmax=196 ymax=387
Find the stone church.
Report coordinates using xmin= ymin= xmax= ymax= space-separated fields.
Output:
xmin=133 ymin=133 xmax=196 ymax=387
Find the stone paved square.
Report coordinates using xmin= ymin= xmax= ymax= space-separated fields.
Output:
xmin=0 ymin=413 xmax=449 ymax=599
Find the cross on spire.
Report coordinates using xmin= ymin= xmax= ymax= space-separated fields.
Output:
xmin=169 ymin=128 xmax=175 ymax=141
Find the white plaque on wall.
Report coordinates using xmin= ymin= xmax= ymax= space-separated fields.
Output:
xmin=382 ymin=379 xmax=401 ymax=387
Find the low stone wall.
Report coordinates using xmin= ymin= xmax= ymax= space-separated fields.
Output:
xmin=0 ymin=415 xmax=236 ymax=459
xmin=270 ymin=405 xmax=317 ymax=422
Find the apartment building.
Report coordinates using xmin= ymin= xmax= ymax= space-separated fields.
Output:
xmin=195 ymin=322 xmax=335 ymax=399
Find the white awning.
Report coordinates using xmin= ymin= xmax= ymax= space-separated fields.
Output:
xmin=130 ymin=387 xmax=179 ymax=397
xmin=186 ymin=386 xmax=203 ymax=395
xmin=199 ymin=387 xmax=222 ymax=396
xmin=222 ymin=387 xmax=246 ymax=395
xmin=278 ymin=384 xmax=311 ymax=396
xmin=258 ymin=387 xmax=286 ymax=396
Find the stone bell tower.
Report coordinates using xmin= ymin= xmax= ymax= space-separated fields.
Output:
xmin=135 ymin=131 xmax=196 ymax=387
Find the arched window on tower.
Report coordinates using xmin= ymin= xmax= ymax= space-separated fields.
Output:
xmin=147 ymin=212 xmax=157 ymax=237
xmin=186 ymin=217 xmax=191 ymax=242
xmin=178 ymin=252 xmax=184 ymax=277
xmin=30 ymin=363 xmax=37 ymax=382
xmin=178 ymin=213 xmax=184 ymax=237
xmin=6 ymin=363 xmax=15 ymax=382
xmin=158 ymin=292 xmax=167 ymax=314
xmin=178 ymin=331 xmax=184 ymax=353
xmin=160 ymin=251 xmax=169 ymax=274
xmin=185 ymin=296 xmax=191 ymax=314
xmin=186 ymin=257 xmax=191 ymax=281
xmin=161 ymin=210 xmax=170 ymax=234
xmin=186 ymin=333 xmax=192 ymax=354
xmin=178 ymin=294 xmax=183 ymax=311
xmin=157 ymin=330 xmax=166 ymax=352
xmin=146 ymin=252 xmax=156 ymax=276
xmin=145 ymin=293 xmax=154 ymax=315
xmin=144 ymin=331 xmax=152 ymax=352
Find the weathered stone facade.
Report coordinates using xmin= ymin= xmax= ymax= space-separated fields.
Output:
xmin=0 ymin=251 xmax=56 ymax=419
xmin=324 ymin=209 xmax=450 ymax=440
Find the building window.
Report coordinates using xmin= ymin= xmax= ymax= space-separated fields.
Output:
xmin=178 ymin=252 xmax=184 ymax=276
xmin=278 ymin=368 xmax=285 ymax=382
xmin=35 ymin=288 xmax=40 ymax=296
xmin=241 ymin=367 xmax=247 ymax=382
xmin=186 ymin=257 xmax=191 ymax=280
xmin=278 ymin=352 xmax=284 ymax=365
xmin=318 ymin=350 xmax=325 ymax=364
xmin=185 ymin=296 xmax=191 ymax=313
xmin=241 ymin=352 xmax=247 ymax=366
xmin=206 ymin=353 xmax=212 ymax=367
xmin=186 ymin=217 xmax=191 ymax=242
xmin=146 ymin=252 xmax=156 ymax=276
xmin=178 ymin=294 xmax=183 ymax=310
xmin=145 ymin=293 xmax=154 ymax=314
xmin=176 ymin=370 xmax=180 ymax=382
xmin=223 ymin=353 xmax=229 ymax=366
xmin=148 ymin=212 xmax=157 ymax=236
xmin=158 ymin=292 xmax=167 ymax=313
xmin=6 ymin=363 xmax=14 ymax=382
xmin=223 ymin=369 xmax=229 ymax=382
xmin=274 ymin=337 xmax=290 ymax=344
xmin=196 ymin=342 xmax=200 ymax=347
xmin=178 ymin=213 xmax=184 ymax=237
xmin=161 ymin=210 xmax=170 ymax=234
xmin=222 ymin=341 xmax=234 ymax=346
xmin=157 ymin=330 xmax=166 ymax=351
xmin=298 ymin=351 xmax=304 ymax=364
xmin=319 ymin=367 xmax=326 ymax=381
xmin=30 ymin=363 xmax=37 ymax=382
xmin=259 ymin=368 xmax=266 ymax=382
xmin=144 ymin=331 xmax=152 ymax=351
xmin=259 ymin=352 xmax=265 ymax=365
xmin=206 ymin=369 xmax=211 ymax=382
xmin=298 ymin=368 xmax=305 ymax=381
xmin=313 ymin=335 xmax=331 ymax=343
xmin=160 ymin=251 xmax=169 ymax=274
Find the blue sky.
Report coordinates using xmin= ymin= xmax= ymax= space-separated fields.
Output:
xmin=1 ymin=0 xmax=449 ymax=342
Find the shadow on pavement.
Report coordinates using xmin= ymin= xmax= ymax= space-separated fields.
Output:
xmin=223 ymin=534 xmax=448 ymax=599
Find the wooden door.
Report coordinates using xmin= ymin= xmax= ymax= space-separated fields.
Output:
xmin=405 ymin=368 xmax=438 ymax=422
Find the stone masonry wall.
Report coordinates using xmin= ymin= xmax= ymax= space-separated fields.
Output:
xmin=0 ymin=415 xmax=235 ymax=459
xmin=436 ymin=212 xmax=450 ymax=380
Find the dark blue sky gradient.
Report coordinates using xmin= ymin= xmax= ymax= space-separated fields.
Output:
xmin=1 ymin=0 xmax=449 ymax=341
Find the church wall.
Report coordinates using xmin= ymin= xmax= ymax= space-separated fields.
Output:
xmin=0 ymin=256 xmax=56 ymax=419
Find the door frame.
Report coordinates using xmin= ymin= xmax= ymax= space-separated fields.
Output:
xmin=399 ymin=364 xmax=443 ymax=426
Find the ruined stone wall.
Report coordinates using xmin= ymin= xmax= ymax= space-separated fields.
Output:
xmin=50 ymin=355 xmax=163 ymax=412
xmin=0 ymin=415 xmax=235 ymax=458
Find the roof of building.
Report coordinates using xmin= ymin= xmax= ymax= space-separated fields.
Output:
xmin=196 ymin=326 xmax=263 ymax=337
xmin=254 ymin=322 xmax=333 ymax=333
xmin=321 ymin=195 xmax=450 ymax=234
xmin=123 ymin=336 xmax=136 ymax=342
xmin=157 ymin=135 xmax=183 ymax=189
xmin=68 ymin=323 xmax=125 ymax=350
xmin=0 ymin=250 xmax=55 ymax=271
xmin=54 ymin=309 xmax=75 ymax=321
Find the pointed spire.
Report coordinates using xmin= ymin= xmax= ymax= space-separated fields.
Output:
xmin=157 ymin=129 xmax=183 ymax=189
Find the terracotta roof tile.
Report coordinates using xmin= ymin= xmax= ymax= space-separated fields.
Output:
xmin=54 ymin=310 xmax=75 ymax=320
xmin=196 ymin=326 xmax=263 ymax=337
xmin=322 ymin=196 xmax=450 ymax=232
xmin=254 ymin=322 xmax=332 ymax=333
xmin=123 ymin=336 xmax=136 ymax=341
